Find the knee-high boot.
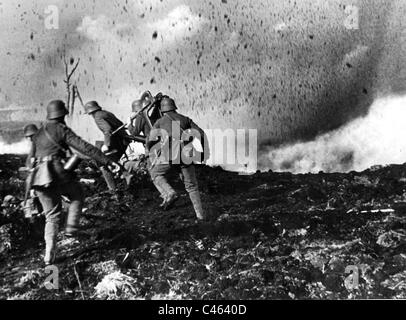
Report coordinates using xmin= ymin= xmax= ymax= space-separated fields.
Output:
xmin=188 ymin=190 xmax=205 ymax=220
xmin=44 ymin=221 xmax=58 ymax=265
xmin=153 ymin=176 xmax=178 ymax=210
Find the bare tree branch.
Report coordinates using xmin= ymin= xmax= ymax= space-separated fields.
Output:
xmin=62 ymin=52 xmax=80 ymax=117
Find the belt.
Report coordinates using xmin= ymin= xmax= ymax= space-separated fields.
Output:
xmin=36 ymin=155 xmax=63 ymax=162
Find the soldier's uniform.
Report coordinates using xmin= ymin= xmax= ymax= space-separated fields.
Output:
xmin=128 ymin=113 xmax=152 ymax=142
xmin=128 ymin=100 xmax=161 ymax=149
xmin=91 ymin=109 xmax=129 ymax=162
xmin=147 ymin=98 xmax=209 ymax=219
xmin=85 ymin=101 xmax=130 ymax=191
xmin=30 ymin=100 xmax=113 ymax=265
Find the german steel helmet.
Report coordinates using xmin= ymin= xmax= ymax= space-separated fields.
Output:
xmin=84 ymin=101 xmax=102 ymax=114
xmin=160 ymin=97 xmax=177 ymax=113
xmin=47 ymin=100 xmax=68 ymax=120
xmin=23 ymin=124 xmax=38 ymax=138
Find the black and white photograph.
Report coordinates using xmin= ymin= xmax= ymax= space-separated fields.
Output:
xmin=0 ymin=0 xmax=405 ymax=307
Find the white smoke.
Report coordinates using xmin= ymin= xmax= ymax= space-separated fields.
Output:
xmin=260 ymin=94 xmax=406 ymax=174
xmin=145 ymin=5 xmax=207 ymax=46
xmin=0 ymin=139 xmax=30 ymax=155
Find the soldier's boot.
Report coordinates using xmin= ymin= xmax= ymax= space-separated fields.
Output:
xmin=153 ymin=176 xmax=179 ymax=210
xmin=100 ymin=166 xmax=117 ymax=192
xmin=153 ymin=182 xmax=168 ymax=207
xmin=44 ymin=222 xmax=58 ymax=266
xmin=188 ymin=190 xmax=206 ymax=220
xmin=163 ymin=192 xmax=180 ymax=211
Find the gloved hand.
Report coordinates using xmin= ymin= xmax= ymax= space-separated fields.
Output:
xmin=129 ymin=112 xmax=138 ymax=121
xmin=101 ymin=144 xmax=109 ymax=153
xmin=108 ymin=162 xmax=121 ymax=173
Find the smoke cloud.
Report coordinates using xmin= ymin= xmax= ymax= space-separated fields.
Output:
xmin=0 ymin=139 xmax=30 ymax=155
xmin=259 ymin=94 xmax=406 ymax=174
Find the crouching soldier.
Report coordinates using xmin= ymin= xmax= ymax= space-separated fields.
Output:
xmin=85 ymin=101 xmax=130 ymax=191
xmin=30 ymin=100 xmax=119 ymax=265
xmin=147 ymin=97 xmax=210 ymax=220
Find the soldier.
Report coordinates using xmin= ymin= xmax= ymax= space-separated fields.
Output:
xmin=147 ymin=97 xmax=210 ymax=220
xmin=85 ymin=101 xmax=130 ymax=191
xmin=128 ymin=98 xmax=161 ymax=140
xmin=23 ymin=124 xmax=38 ymax=140
xmin=30 ymin=100 xmax=119 ymax=265
xmin=23 ymin=124 xmax=38 ymax=168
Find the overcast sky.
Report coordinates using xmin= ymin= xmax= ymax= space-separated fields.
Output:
xmin=0 ymin=0 xmax=404 ymax=144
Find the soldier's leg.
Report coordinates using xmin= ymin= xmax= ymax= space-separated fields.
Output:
xmin=60 ymin=181 xmax=84 ymax=235
xmin=148 ymin=158 xmax=168 ymax=205
xmin=153 ymin=180 xmax=168 ymax=207
xmin=98 ymin=148 xmax=123 ymax=192
xmin=150 ymin=163 xmax=178 ymax=209
xmin=181 ymin=165 xmax=205 ymax=220
xmin=36 ymin=187 xmax=62 ymax=265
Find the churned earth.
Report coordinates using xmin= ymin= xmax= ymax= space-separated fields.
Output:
xmin=1 ymin=154 xmax=406 ymax=300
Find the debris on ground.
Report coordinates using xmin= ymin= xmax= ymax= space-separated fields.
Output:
xmin=1 ymin=154 xmax=406 ymax=299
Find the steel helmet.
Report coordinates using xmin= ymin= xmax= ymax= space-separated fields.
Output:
xmin=85 ymin=101 xmax=102 ymax=114
xmin=160 ymin=97 xmax=177 ymax=113
xmin=131 ymin=100 xmax=143 ymax=112
xmin=141 ymin=91 xmax=153 ymax=107
xmin=140 ymin=91 xmax=153 ymax=102
xmin=47 ymin=100 xmax=68 ymax=120
xmin=23 ymin=124 xmax=38 ymax=138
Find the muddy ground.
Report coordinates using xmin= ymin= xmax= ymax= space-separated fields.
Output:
xmin=0 ymin=154 xmax=406 ymax=300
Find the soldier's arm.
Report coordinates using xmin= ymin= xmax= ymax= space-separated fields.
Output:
xmin=94 ymin=115 xmax=113 ymax=148
xmin=128 ymin=116 xmax=145 ymax=136
xmin=62 ymin=126 xmax=111 ymax=166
